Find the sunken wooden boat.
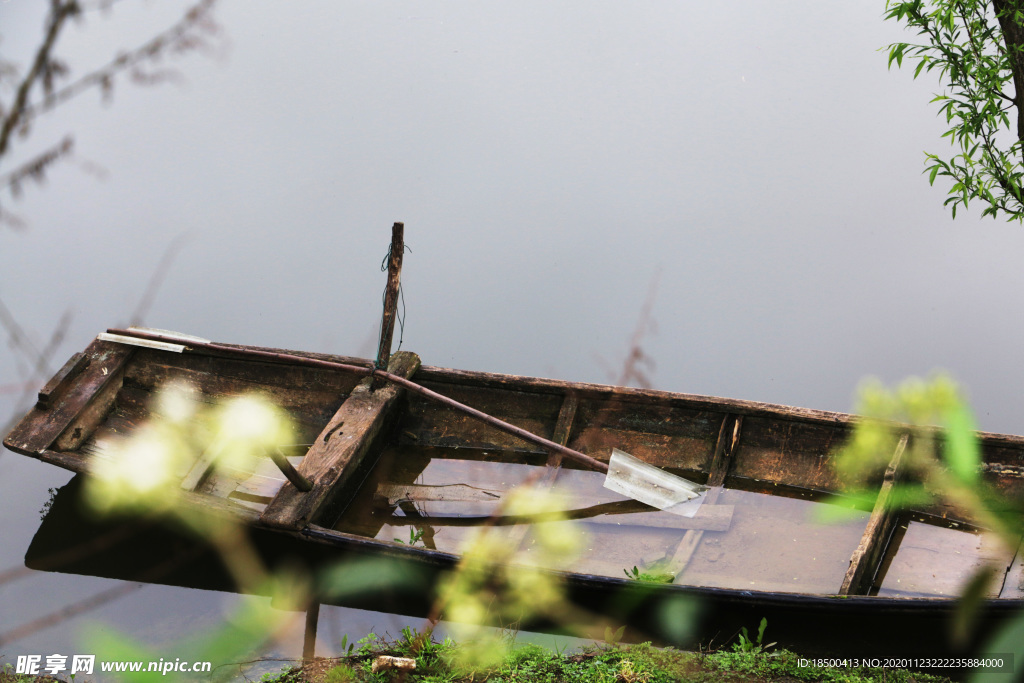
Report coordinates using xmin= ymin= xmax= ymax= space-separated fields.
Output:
xmin=7 ymin=330 xmax=1024 ymax=659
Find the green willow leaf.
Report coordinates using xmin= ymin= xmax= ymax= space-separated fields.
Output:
xmin=944 ymin=403 xmax=981 ymax=484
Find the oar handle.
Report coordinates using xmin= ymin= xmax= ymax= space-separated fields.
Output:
xmin=106 ymin=328 xmax=610 ymax=475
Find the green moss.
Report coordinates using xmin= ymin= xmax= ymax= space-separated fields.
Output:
xmin=324 ymin=664 xmax=358 ymax=683
xmin=262 ymin=637 xmax=956 ymax=683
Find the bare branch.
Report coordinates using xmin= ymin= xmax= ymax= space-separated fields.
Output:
xmin=616 ymin=268 xmax=661 ymax=389
xmin=0 ymin=0 xmax=222 ymax=228
xmin=0 ymin=135 xmax=74 ymax=194
xmin=19 ymin=0 xmax=221 ymax=125
xmin=0 ymin=294 xmax=50 ymax=376
xmin=0 ymin=0 xmax=80 ymax=159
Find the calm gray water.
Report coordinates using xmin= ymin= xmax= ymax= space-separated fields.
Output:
xmin=4 ymin=0 xmax=1024 ymax=675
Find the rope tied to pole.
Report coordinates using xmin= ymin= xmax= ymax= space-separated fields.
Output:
xmin=376 ymin=241 xmax=410 ymax=369
xmin=374 ymin=223 xmax=406 ymax=373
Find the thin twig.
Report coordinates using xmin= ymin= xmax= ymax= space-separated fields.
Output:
xmin=0 ymin=0 xmax=80 ymax=158
xmin=129 ymin=233 xmax=188 ymax=326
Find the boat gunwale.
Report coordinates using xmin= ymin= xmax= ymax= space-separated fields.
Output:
xmin=11 ymin=339 xmax=1024 ymax=475
xmin=185 ymin=341 xmax=1024 ymax=449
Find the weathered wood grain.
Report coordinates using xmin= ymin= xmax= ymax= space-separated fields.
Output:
xmin=37 ymin=352 xmax=89 ymax=409
xmin=669 ymin=414 xmax=742 ymax=579
xmin=378 ymin=502 xmax=734 ymax=531
xmin=397 ymin=382 xmax=564 ymax=453
xmin=4 ymin=339 xmax=134 ymax=456
xmin=125 ymin=349 xmax=360 ymax=401
xmin=374 ymin=222 xmax=404 ymax=375
xmin=570 ymin=400 xmax=722 ymax=472
xmin=259 ymin=352 xmax=421 ymax=530
xmin=729 ymin=416 xmax=849 ymax=493
xmin=839 ymin=434 xmax=909 ymax=596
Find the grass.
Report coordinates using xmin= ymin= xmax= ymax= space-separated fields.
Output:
xmin=260 ymin=636 xmax=957 ymax=683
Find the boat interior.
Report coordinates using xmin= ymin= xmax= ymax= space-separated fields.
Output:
xmin=7 ymin=338 xmax=1024 ymax=601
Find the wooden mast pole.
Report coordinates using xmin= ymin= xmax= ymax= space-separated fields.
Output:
xmin=374 ymin=222 xmax=404 ymax=389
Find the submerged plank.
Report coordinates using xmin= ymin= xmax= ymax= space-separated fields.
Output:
xmin=381 ymin=503 xmax=733 ymax=531
xmin=669 ymin=414 xmax=741 ymax=578
xmin=839 ymin=434 xmax=909 ymax=596
xmin=376 ymin=483 xmax=503 ymax=506
xmin=260 ymin=352 xmax=421 ymax=530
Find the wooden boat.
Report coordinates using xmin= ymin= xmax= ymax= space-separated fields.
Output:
xmin=7 ymin=332 xmax=1024 ymax=659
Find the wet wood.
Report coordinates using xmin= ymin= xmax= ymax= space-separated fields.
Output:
xmin=504 ymin=394 xmax=579 ymax=548
xmin=124 ymin=351 xmax=359 ymax=409
xmin=9 ymin=334 xmax=1024 ymax=609
xmin=36 ymin=448 xmax=92 ymax=474
xmin=669 ymin=415 xmax=742 ymax=578
xmin=998 ymin=541 xmax=1024 ymax=599
xmin=839 ymin=434 xmax=909 ymax=596
xmin=37 ymin=352 xmax=89 ymax=409
xmin=381 ymin=501 xmax=734 ymax=531
xmin=269 ymin=448 xmax=313 ymax=492
xmin=398 ymin=382 xmax=565 ymax=453
xmin=5 ymin=339 xmax=134 ymax=456
xmin=729 ymin=416 xmax=850 ymax=493
xmin=550 ymin=393 xmax=579 ymax=451
xmin=259 ymin=351 xmax=421 ymax=530
xmin=376 ymin=483 xmax=502 ymax=506
xmin=570 ymin=400 xmax=722 ymax=472
xmin=109 ymin=328 xmax=612 ymax=474
xmin=413 ymin=364 xmax=859 ymax=429
xmin=374 ymin=222 xmax=404 ymax=376
xmin=181 ymin=449 xmax=220 ymax=492
xmin=303 ymin=602 xmax=320 ymax=662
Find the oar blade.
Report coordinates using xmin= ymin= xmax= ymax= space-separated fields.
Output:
xmin=603 ymin=449 xmax=709 ymax=517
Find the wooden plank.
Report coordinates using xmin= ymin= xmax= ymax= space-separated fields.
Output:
xmin=669 ymin=414 xmax=742 ymax=579
xmin=259 ymin=351 xmax=421 ymax=530
xmin=37 ymin=352 xmax=89 ymax=409
xmin=569 ymin=399 xmax=721 ymax=472
xmin=398 ymin=382 xmax=565 ymax=454
xmin=503 ymin=393 xmax=579 ymax=549
xmin=181 ymin=449 xmax=221 ymax=492
xmin=124 ymin=352 xmax=360 ymax=405
xmin=376 ymin=483 xmax=503 ymax=506
xmin=373 ymin=481 xmax=732 ymax=531
xmin=4 ymin=340 xmax=134 ymax=456
xmin=729 ymin=416 xmax=850 ymax=493
xmin=998 ymin=540 xmax=1024 ymax=599
xmin=381 ymin=503 xmax=734 ymax=532
xmin=550 ymin=393 xmax=579 ymax=449
xmin=413 ymin=364 xmax=859 ymax=429
xmin=839 ymin=434 xmax=910 ymax=596
xmin=374 ymin=222 xmax=404 ymax=374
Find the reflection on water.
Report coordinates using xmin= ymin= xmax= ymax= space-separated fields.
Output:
xmin=876 ymin=520 xmax=1018 ymax=598
xmin=333 ymin=446 xmax=875 ymax=594
xmin=195 ymin=442 xmax=1020 ymax=599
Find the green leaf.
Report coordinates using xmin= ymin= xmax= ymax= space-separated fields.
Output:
xmin=655 ymin=595 xmax=699 ymax=644
xmin=953 ymin=565 xmax=998 ymax=648
xmin=928 ymin=164 xmax=940 ymax=185
xmin=944 ymin=403 xmax=981 ymax=484
xmin=318 ymin=557 xmax=426 ymax=598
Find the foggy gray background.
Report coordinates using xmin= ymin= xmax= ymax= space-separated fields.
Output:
xmin=2 ymin=0 xmax=1024 ymax=670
